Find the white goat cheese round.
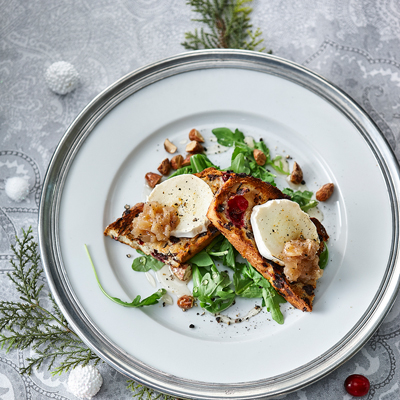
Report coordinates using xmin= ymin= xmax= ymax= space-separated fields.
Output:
xmin=148 ymin=174 xmax=213 ymax=238
xmin=251 ymin=199 xmax=319 ymax=265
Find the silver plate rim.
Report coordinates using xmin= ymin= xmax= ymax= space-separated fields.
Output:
xmin=39 ymin=49 xmax=400 ymax=399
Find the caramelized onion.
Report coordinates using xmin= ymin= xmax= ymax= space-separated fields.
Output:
xmin=131 ymin=201 xmax=179 ymax=243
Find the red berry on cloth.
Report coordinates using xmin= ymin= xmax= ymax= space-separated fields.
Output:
xmin=344 ymin=374 xmax=370 ymax=397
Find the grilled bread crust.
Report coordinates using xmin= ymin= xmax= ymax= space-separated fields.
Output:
xmin=206 ymin=173 xmax=329 ymax=312
xmin=103 ymin=168 xmax=224 ymax=276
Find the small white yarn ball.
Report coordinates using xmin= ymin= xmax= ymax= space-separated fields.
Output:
xmin=67 ymin=365 xmax=103 ymax=399
xmin=5 ymin=177 xmax=30 ymax=202
xmin=45 ymin=61 xmax=80 ymax=95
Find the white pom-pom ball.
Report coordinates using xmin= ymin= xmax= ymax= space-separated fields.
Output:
xmin=45 ymin=61 xmax=80 ymax=95
xmin=67 ymin=365 xmax=103 ymax=399
xmin=5 ymin=177 xmax=30 ymax=202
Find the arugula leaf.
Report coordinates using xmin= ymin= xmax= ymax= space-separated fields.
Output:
xmin=231 ymin=152 xmax=250 ymax=174
xmin=190 ymin=153 xmax=218 ymax=173
xmin=231 ymin=141 xmax=252 ymax=159
xmin=270 ymin=155 xmax=290 ymax=175
xmin=232 ymin=261 xmax=285 ymax=324
xmin=262 ymin=285 xmax=285 ymax=325
xmin=212 ymin=127 xmax=245 ymax=147
xmin=189 ymin=251 xmax=214 ymax=267
xmin=229 ymin=142 xmax=278 ymax=186
xmin=253 ymin=139 xmax=268 ymax=154
xmin=212 ymin=130 xmax=279 ymax=185
xmin=169 ymin=153 xmax=219 ymax=178
xmin=215 ymin=238 xmax=236 ymax=269
xmin=233 ymin=262 xmax=261 ymax=297
xmin=190 ymin=236 xmax=285 ymax=323
xmin=252 ymin=139 xmax=289 ymax=175
xmin=248 ymin=160 xmax=276 ymax=185
xmin=202 ymin=236 xmax=237 ymax=269
xmin=85 ymin=245 xmax=166 ymax=307
xmin=168 ymin=165 xmax=192 ymax=178
xmin=192 ymin=265 xmax=236 ymax=313
xmin=131 ymin=250 xmax=164 ymax=272
xmin=282 ymin=188 xmax=318 ymax=211
xmin=319 ymin=242 xmax=329 ymax=269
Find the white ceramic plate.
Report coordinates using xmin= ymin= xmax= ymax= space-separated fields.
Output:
xmin=39 ymin=50 xmax=400 ymax=399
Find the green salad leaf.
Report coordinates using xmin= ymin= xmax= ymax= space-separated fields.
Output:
xmin=212 ymin=127 xmax=245 ymax=147
xmin=270 ymin=155 xmax=290 ymax=175
xmin=232 ymin=261 xmax=286 ymax=324
xmin=319 ymin=242 xmax=329 ymax=269
xmin=213 ymin=130 xmax=289 ymax=186
xmin=189 ymin=236 xmax=286 ymax=324
xmin=189 ymin=251 xmax=214 ymax=267
xmin=85 ymin=245 xmax=166 ymax=307
xmin=131 ymin=250 xmax=164 ymax=272
xmin=169 ymin=153 xmax=219 ymax=178
xmin=229 ymin=141 xmax=277 ymax=184
xmin=205 ymin=236 xmax=237 ymax=269
xmin=261 ymin=284 xmax=286 ymax=325
xmin=231 ymin=152 xmax=251 ymax=174
xmin=192 ymin=264 xmax=236 ymax=313
xmin=282 ymin=188 xmax=318 ymax=211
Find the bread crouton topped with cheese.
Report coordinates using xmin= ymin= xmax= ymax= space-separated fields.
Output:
xmin=206 ymin=172 xmax=328 ymax=311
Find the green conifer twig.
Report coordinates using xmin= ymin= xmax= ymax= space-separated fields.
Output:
xmin=182 ymin=0 xmax=269 ymax=52
xmin=127 ymin=380 xmax=180 ymax=400
xmin=0 ymin=227 xmax=100 ymax=375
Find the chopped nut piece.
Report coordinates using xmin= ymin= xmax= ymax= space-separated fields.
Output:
xmin=157 ymin=158 xmax=171 ymax=175
xmin=177 ymin=295 xmax=195 ymax=310
xmin=253 ymin=149 xmax=266 ymax=166
xmin=189 ymin=128 xmax=205 ymax=143
xmin=171 ymin=154 xmax=184 ymax=170
xmin=290 ymin=161 xmax=303 ymax=184
xmin=145 ymin=172 xmax=162 ymax=188
xmin=186 ymin=140 xmax=204 ymax=154
xmin=316 ymin=183 xmax=334 ymax=201
xmin=182 ymin=154 xmax=193 ymax=166
xmin=164 ymin=139 xmax=177 ymax=154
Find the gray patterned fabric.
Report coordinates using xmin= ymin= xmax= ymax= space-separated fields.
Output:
xmin=1 ymin=1 xmax=400 ymax=399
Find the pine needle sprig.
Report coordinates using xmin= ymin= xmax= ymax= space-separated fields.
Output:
xmin=127 ymin=380 xmax=179 ymax=400
xmin=0 ymin=227 xmax=101 ymax=375
xmin=182 ymin=0 xmax=268 ymax=52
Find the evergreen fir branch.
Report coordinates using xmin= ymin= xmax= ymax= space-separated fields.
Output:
xmin=126 ymin=380 xmax=179 ymax=400
xmin=182 ymin=0 xmax=269 ymax=52
xmin=48 ymin=292 xmax=67 ymax=325
xmin=0 ymin=227 xmax=101 ymax=376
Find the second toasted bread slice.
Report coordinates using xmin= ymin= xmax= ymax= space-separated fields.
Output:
xmin=207 ymin=173 xmax=328 ymax=312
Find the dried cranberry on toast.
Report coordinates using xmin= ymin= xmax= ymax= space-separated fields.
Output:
xmin=206 ymin=173 xmax=328 ymax=312
xmin=104 ymin=168 xmax=224 ymax=280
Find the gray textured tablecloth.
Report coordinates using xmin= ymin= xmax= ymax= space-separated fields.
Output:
xmin=1 ymin=1 xmax=400 ymax=399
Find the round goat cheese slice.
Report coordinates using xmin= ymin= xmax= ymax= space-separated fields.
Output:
xmin=251 ymin=199 xmax=319 ymax=265
xmin=147 ymin=174 xmax=213 ymax=238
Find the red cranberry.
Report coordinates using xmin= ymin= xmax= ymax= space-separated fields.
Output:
xmin=344 ymin=374 xmax=370 ymax=397
xmin=227 ymin=195 xmax=248 ymax=227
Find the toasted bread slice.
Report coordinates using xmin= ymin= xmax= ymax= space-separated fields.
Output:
xmin=206 ymin=173 xmax=329 ymax=312
xmin=104 ymin=168 xmax=225 ymax=279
